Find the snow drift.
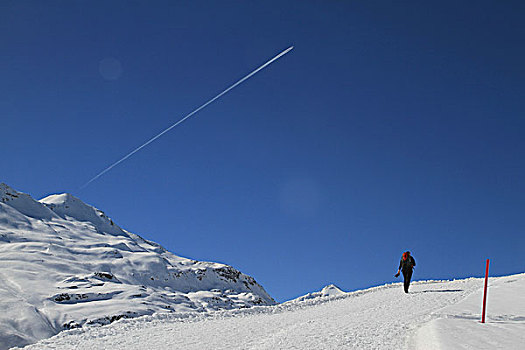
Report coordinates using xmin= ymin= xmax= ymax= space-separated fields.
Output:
xmin=0 ymin=183 xmax=275 ymax=350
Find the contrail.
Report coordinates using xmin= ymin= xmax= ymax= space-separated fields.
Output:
xmin=81 ymin=46 xmax=294 ymax=189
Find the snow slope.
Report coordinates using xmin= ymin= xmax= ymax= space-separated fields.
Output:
xmin=411 ymin=274 xmax=525 ymax=349
xmin=18 ymin=274 xmax=525 ymax=349
xmin=0 ymin=183 xmax=275 ymax=350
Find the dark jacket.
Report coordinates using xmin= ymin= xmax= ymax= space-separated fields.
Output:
xmin=399 ymin=256 xmax=416 ymax=272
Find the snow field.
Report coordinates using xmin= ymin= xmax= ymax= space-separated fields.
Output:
xmin=21 ymin=277 xmax=501 ymax=350
xmin=411 ymin=274 xmax=525 ymax=349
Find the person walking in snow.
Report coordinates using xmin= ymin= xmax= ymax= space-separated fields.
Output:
xmin=395 ymin=251 xmax=416 ymax=293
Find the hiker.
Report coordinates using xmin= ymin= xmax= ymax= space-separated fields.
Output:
xmin=395 ymin=251 xmax=416 ymax=293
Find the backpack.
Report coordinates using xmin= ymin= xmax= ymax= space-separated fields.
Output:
xmin=401 ymin=254 xmax=413 ymax=271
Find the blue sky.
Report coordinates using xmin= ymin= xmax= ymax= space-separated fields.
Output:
xmin=2 ymin=1 xmax=524 ymax=302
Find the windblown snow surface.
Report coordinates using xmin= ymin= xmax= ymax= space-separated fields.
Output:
xmin=0 ymin=183 xmax=274 ymax=350
xmin=18 ymin=274 xmax=525 ymax=349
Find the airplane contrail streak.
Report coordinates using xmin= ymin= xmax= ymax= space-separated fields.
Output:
xmin=81 ymin=46 xmax=294 ymax=189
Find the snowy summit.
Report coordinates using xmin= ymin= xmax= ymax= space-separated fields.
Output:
xmin=0 ymin=183 xmax=275 ymax=350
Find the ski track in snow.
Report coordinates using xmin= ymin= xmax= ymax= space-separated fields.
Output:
xmin=20 ymin=278 xmax=485 ymax=350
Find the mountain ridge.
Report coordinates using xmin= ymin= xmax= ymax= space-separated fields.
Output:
xmin=0 ymin=183 xmax=275 ymax=350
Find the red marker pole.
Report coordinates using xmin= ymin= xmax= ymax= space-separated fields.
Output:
xmin=481 ymin=259 xmax=490 ymax=323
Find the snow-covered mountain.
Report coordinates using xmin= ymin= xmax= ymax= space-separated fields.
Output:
xmin=287 ymin=284 xmax=346 ymax=303
xmin=0 ymin=183 xmax=275 ymax=350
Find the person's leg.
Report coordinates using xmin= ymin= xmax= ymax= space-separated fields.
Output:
xmin=404 ymin=269 xmax=413 ymax=293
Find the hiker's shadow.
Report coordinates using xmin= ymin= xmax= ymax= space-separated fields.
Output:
xmin=413 ymin=289 xmax=463 ymax=294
